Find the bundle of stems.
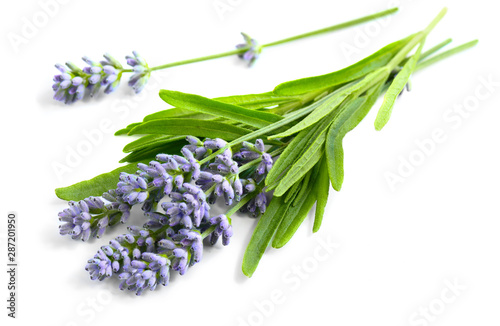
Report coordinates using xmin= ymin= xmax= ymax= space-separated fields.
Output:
xmin=56 ymin=8 xmax=477 ymax=277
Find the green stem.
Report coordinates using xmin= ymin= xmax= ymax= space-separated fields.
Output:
xmin=150 ymin=49 xmax=246 ymax=71
xmin=226 ymin=191 xmax=257 ymax=218
xmin=262 ymin=7 xmax=398 ymax=48
xmin=144 ymin=8 xmax=398 ymax=72
xmin=201 ymin=225 xmax=216 ymax=239
xmin=238 ymin=147 xmax=285 ymax=173
xmin=200 ymin=189 xmax=260 ymax=239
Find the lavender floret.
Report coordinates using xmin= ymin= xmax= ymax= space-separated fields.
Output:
xmin=236 ymin=32 xmax=262 ymax=66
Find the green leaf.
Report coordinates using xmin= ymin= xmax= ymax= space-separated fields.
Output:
xmin=313 ymin=156 xmax=330 ymax=233
xmin=274 ymin=138 xmax=324 ymax=197
xmin=292 ymin=169 xmax=312 ymax=207
xmin=159 ymin=90 xmax=283 ymax=129
xmin=143 ymin=108 xmax=208 ymax=122
xmin=270 ymin=69 xmax=388 ymax=139
xmin=141 ymin=93 xmax=297 ymax=124
xmin=119 ymin=139 xmax=186 ymax=163
xmin=215 ymin=92 xmax=300 ymax=110
xmin=272 ymin=174 xmax=319 ymax=248
xmin=326 ymin=84 xmax=383 ymax=191
xmin=128 ymin=118 xmax=252 ymax=140
xmin=273 ymin=106 xmax=341 ymax=197
xmin=273 ymin=34 xmax=414 ymax=95
xmin=284 ymin=175 xmax=304 ymax=204
xmin=374 ymin=40 xmax=425 ymax=131
xmin=115 ymin=122 xmax=141 ymax=136
xmin=55 ymin=163 xmax=142 ymax=201
xmin=242 ymin=196 xmax=290 ymax=277
xmin=269 ymin=90 xmax=350 ymax=139
xmin=265 ymin=124 xmax=319 ymax=187
xmin=414 ymin=39 xmax=478 ymax=73
xmin=123 ymin=135 xmax=184 ymax=153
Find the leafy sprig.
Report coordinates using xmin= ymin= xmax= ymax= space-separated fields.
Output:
xmin=56 ymin=8 xmax=477 ymax=279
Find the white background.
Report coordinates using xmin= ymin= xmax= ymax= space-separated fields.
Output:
xmin=1 ymin=0 xmax=499 ymax=325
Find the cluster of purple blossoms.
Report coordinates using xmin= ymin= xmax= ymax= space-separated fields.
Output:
xmin=53 ymin=51 xmax=150 ymax=104
xmin=126 ymin=51 xmax=151 ymax=94
xmin=233 ymin=139 xmax=274 ymax=216
xmin=236 ymin=32 xmax=262 ymax=66
xmin=59 ymin=135 xmax=275 ymax=294
xmin=58 ymin=191 xmax=131 ymax=241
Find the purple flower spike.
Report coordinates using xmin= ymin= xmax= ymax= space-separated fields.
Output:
xmin=208 ymin=214 xmax=233 ymax=246
xmin=52 ymin=63 xmax=86 ymax=104
xmin=116 ymin=173 xmax=149 ymax=205
xmin=58 ymin=193 xmax=131 ymax=241
xmin=53 ymin=53 xmax=124 ymax=104
xmin=126 ymin=51 xmax=151 ymax=94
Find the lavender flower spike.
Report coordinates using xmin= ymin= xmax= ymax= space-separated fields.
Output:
xmin=53 ymin=53 xmax=123 ymax=104
xmin=116 ymin=172 xmax=149 ymax=205
xmin=236 ymin=32 xmax=262 ymax=66
xmin=126 ymin=51 xmax=151 ymax=94
xmin=58 ymin=192 xmax=131 ymax=241
xmin=52 ymin=63 xmax=86 ymax=104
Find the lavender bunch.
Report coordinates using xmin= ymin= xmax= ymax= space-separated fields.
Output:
xmin=51 ymin=8 xmax=400 ymax=105
xmin=58 ymin=136 xmax=278 ymax=294
xmin=56 ymin=7 xmax=478 ymax=286
xmin=58 ymin=136 xmax=273 ymax=242
xmin=85 ymin=211 xmax=233 ymax=295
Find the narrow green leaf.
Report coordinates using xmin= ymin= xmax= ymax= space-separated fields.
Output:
xmin=119 ymin=139 xmax=186 ymax=163
xmin=292 ymin=169 xmax=312 ymax=207
xmin=375 ymin=40 xmax=425 ymax=130
xmin=269 ymin=91 xmax=350 ymax=139
xmin=313 ymin=156 xmax=330 ymax=233
xmin=128 ymin=118 xmax=252 ymax=140
xmin=143 ymin=109 xmax=208 ymax=122
xmin=270 ymin=68 xmax=387 ymax=139
xmin=273 ymin=34 xmax=413 ymax=95
xmin=215 ymin=92 xmax=300 ymax=110
xmin=115 ymin=122 xmax=141 ymax=136
xmin=242 ymin=196 xmax=290 ymax=277
xmin=123 ymin=135 xmax=185 ymax=153
xmin=284 ymin=176 xmax=304 ymax=204
xmin=414 ymin=39 xmax=478 ymax=73
xmin=159 ymin=90 xmax=283 ymax=128
xmin=273 ymin=179 xmax=318 ymax=248
xmin=273 ymin=106 xmax=343 ymax=197
xmin=326 ymin=84 xmax=383 ymax=191
xmin=274 ymin=142 xmax=324 ymax=197
xmin=265 ymin=124 xmax=319 ymax=187
xmin=141 ymin=93 xmax=298 ymax=124
xmin=55 ymin=163 xmax=142 ymax=201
